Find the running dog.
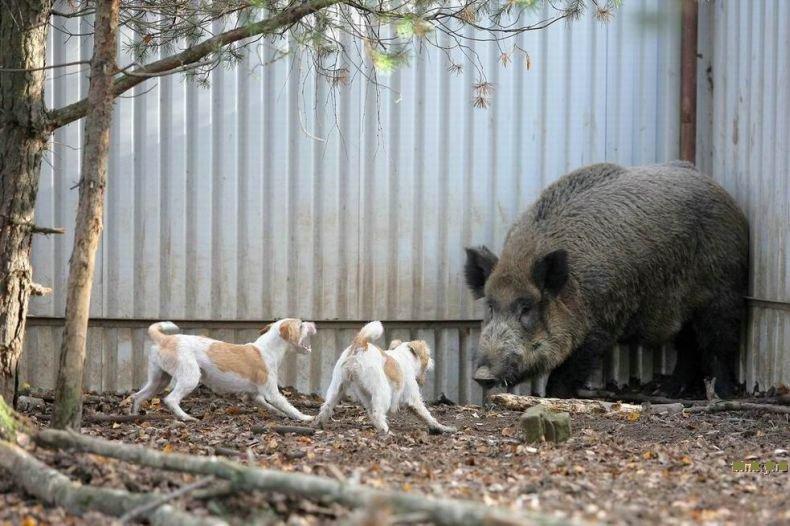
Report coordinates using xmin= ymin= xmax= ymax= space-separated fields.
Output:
xmin=314 ymin=321 xmax=455 ymax=434
xmin=131 ymin=319 xmax=316 ymax=421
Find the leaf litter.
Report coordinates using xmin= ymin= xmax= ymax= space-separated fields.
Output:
xmin=2 ymin=386 xmax=788 ymax=525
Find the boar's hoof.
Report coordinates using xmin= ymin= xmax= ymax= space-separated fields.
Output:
xmin=519 ymin=405 xmax=571 ymax=444
xmin=473 ymin=366 xmax=498 ymax=388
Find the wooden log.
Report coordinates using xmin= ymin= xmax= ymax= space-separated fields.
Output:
xmin=0 ymin=440 xmax=224 ymax=525
xmin=36 ymin=429 xmax=562 ymax=526
xmin=489 ymin=393 xmax=642 ymax=419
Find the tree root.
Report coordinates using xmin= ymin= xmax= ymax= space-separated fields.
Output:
xmin=0 ymin=440 xmax=225 ymax=525
xmin=35 ymin=429 xmax=560 ymax=526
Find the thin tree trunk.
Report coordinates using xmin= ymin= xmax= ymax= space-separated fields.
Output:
xmin=52 ymin=0 xmax=119 ymax=429
xmin=0 ymin=1 xmax=52 ymax=403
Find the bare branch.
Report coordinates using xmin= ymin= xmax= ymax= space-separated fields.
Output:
xmin=0 ymin=60 xmax=89 ymax=73
xmin=31 ymin=225 xmax=65 ymax=235
xmin=29 ymin=283 xmax=53 ymax=296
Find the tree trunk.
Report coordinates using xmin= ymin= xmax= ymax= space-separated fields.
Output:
xmin=52 ymin=0 xmax=119 ymax=429
xmin=0 ymin=2 xmax=52 ymax=404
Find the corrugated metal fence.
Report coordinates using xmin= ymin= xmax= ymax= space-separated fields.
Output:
xmin=24 ymin=1 xmax=687 ymax=400
xmin=697 ymin=0 xmax=789 ymax=391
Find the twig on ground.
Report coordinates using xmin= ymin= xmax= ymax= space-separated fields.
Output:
xmin=35 ymin=429 xmax=560 ymax=526
xmin=575 ymin=389 xmax=708 ymax=407
xmin=251 ymin=424 xmax=316 ymax=435
xmin=684 ymin=401 xmax=790 ymax=415
xmin=271 ymin=425 xmax=316 ymax=436
xmin=84 ymin=413 xmax=170 ymax=424
xmin=212 ymin=446 xmax=241 ymax=457
xmin=119 ymin=476 xmax=215 ymax=524
xmin=192 ymin=481 xmax=235 ymax=500
xmin=641 ymin=402 xmax=684 ymax=416
xmin=0 ymin=441 xmax=225 ymax=526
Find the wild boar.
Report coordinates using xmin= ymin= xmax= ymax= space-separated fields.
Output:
xmin=465 ymin=162 xmax=748 ymax=398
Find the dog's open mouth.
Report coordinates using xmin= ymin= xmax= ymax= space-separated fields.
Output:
xmin=297 ymin=322 xmax=317 ymax=353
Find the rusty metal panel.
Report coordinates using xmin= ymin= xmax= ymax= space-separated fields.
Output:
xmin=698 ymin=0 xmax=789 ymax=391
xmin=27 ymin=2 xmax=683 ymax=393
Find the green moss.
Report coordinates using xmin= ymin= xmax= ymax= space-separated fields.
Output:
xmin=0 ymin=395 xmax=18 ymax=440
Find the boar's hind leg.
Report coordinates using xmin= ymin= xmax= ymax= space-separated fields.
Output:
xmin=546 ymin=333 xmax=610 ymax=398
xmin=692 ymin=308 xmax=742 ymax=398
xmin=665 ymin=323 xmax=704 ymax=397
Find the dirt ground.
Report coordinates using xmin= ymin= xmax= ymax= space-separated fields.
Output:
xmin=2 ymin=388 xmax=788 ymax=526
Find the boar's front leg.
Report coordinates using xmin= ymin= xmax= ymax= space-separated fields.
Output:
xmin=545 ymin=333 xmax=610 ymax=398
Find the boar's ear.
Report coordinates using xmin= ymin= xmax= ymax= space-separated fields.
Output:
xmin=464 ymin=246 xmax=499 ymax=299
xmin=532 ymin=249 xmax=568 ymax=296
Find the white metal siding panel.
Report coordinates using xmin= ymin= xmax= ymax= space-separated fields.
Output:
xmin=699 ymin=0 xmax=789 ymax=390
xmin=27 ymin=2 xmax=683 ymax=397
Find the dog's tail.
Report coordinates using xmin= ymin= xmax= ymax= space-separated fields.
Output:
xmin=148 ymin=321 xmax=180 ymax=346
xmin=351 ymin=321 xmax=384 ymax=351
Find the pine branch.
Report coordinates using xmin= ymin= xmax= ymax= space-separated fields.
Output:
xmin=46 ymin=0 xmax=342 ymax=131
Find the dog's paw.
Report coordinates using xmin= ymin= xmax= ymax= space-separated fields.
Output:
xmin=180 ymin=415 xmax=199 ymax=422
xmin=298 ymin=414 xmax=315 ymax=422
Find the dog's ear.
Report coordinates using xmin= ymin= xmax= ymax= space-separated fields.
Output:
xmin=259 ymin=322 xmax=274 ymax=335
xmin=279 ymin=319 xmax=300 ymax=344
xmin=408 ymin=341 xmax=431 ymax=385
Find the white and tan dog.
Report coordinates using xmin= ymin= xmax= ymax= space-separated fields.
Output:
xmin=131 ymin=319 xmax=316 ymax=422
xmin=314 ymin=321 xmax=455 ymax=434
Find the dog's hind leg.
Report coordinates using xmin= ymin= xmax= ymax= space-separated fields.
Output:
xmin=363 ymin=387 xmax=390 ymax=434
xmin=255 ymin=394 xmax=289 ymax=418
xmin=132 ymin=371 xmax=170 ymax=414
xmin=406 ymin=393 xmax=456 ymax=434
xmin=131 ymin=352 xmax=171 ymax=414
xmin=163 ymin=361 xmax=200 ymax=421
xmin=314 ymin=368 xmax=346 ymax=427
xmin=264 ymin=388 xmax=313 ymax=422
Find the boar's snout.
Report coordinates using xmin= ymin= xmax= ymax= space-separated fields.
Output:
xmin=473 ymin=366 xmax=498 ymax=388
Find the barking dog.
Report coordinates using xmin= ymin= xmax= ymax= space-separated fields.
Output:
xmin=314 ymin=321 xmax=455 ymax=434
xmin=131 ymin=319 xmax=316 ymax=421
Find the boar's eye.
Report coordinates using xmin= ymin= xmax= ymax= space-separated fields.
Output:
xmin=519 ymin=303 xmax=534 ymax=328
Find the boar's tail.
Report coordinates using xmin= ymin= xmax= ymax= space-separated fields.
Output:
xmin=351 ymin=321 xmax=384 ymax=351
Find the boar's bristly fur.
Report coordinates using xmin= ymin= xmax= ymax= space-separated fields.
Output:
xmin=465 ymin=162 xmax=748 ymax=398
